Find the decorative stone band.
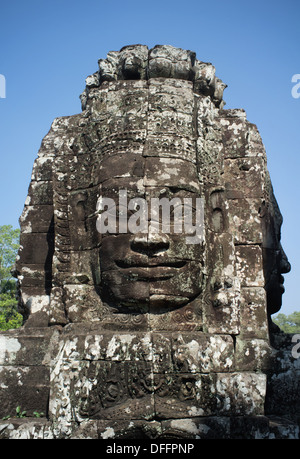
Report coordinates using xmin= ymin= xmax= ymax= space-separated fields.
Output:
xmin=80 ymin=44 xmax=227 ymax=110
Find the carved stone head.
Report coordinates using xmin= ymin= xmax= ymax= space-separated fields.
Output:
xmin=17 ymin=44 xmax=290 ymax=332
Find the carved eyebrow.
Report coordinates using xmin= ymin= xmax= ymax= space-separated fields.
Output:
xmin=168 ymin=185 xmax=200 ymax=194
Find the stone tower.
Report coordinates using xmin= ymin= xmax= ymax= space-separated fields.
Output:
xmin=0 ymin=45 xmax=299 ymax=439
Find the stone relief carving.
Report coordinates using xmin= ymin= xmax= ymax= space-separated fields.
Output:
xmin=0 ymin=45 xmax=298 ymax=440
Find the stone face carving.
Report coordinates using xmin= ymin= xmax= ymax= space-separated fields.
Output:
xmin=0 ymin=45 xmax=299 ymax=439
xmin=98 ymin=156 xmax=204 ymax=313
xmin=261 ymin=175 xmax=291 ymax=315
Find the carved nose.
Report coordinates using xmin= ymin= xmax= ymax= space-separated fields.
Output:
xmin=130 ymin=234 xmax=170 ymax=256
xmin=279 ymin=248 xmax=291 ymax=274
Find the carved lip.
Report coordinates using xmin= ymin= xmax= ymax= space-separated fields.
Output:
xmin=279 ymin=275 xmax=285 ymax=293
xmin=115 ymin=259 xmax=187 ymax=280
xmin=116 ymin=259 xmax=186 ymax=268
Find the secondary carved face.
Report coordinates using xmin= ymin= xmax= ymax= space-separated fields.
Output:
xmin=97 ymin=156 xmax=205 ymax=312
xmin=261 ymin=194 xmax=291 ymax=315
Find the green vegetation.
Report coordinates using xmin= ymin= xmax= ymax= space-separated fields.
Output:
xmin=33 ymin=411 xmax=45 ymax=418
xmin=15 ymin=406 xmax=26 ymax=418
xmin=2 ymin=407 xmax=44 ymax=420
xmin=0 ymin=225 xmax=23 ymax=330
xmin=273 ymin=311 xmax=300 ymax=333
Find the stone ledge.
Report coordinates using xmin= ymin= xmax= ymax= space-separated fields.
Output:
xmin=1 ymin=415 xmax=298 ymax=439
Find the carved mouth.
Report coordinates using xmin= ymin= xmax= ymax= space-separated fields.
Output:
xmin=116 ymin=259 xmax=186 ymax=268
xmin=115 ymin=259 xmax=187 ymax=280
xmin=279 ymin=275 xmax=285 ymax=293
xmin=265 ymin=273 xmax=286 ymax=296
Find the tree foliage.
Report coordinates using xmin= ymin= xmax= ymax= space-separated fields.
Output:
xmin=273 ymin=311 xmax=300 ymax=333
xmin=0 ymin=225 xmax=22 ymax=330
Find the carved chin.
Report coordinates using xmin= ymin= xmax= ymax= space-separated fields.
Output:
xmin=265 ymin=275 xmax=284 ymax=315
xmin=111 ymin=294 xmax=191 ymax=312
xmin=267 ymin=291 xmax=282 ymax=315
xmin=149 ymin=294 xmax=190 ymax=309
xmin=103 ymin=287 xmax=199 ymax=313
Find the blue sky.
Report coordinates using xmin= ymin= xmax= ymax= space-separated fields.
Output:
xmin=0 ymin=0 xmax=299 ymax=315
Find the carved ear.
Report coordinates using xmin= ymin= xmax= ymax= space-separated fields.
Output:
xmin=69 ymin=191 xmax=88 ymax=222
xmin=209 ymin=190 xmax=226 ymax=233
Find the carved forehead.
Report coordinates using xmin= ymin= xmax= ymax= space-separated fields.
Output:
xmin=97 ymin=154 xmax=201 ymax=193
xmin=144 ymin=157 xmax=200 ymax=192
xmin=265 ymin=172 xmax=283 ymax=233
xmin=271 ymin=191 xmax=283 ymax=228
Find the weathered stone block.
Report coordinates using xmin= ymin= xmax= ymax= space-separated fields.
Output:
xmin=229 ymin=415 xmax=270 ymax=439
xmin=235 ymin=245 xmax=264 ymax=287
xmin=0 ymin=366 xmax=50 ymax=419
xmin=30 ymin=156 xmax=53 ymax=181
xmin=224 ymin=157 xmax=265 ymax=198
xmin=239 ymin=287 xmax=268 ymax=339
xmin=0 ymin=419 xmax=54 ymax=439
xmin=266 ymin=370 xmax=300 ymax=423
xmin=18 ymin=264 xmax=52 ymax=290
xmin=19 ymin=232 xmax=54 ymax=266
xmin=63 ymin=284 xmax=102 ymax=323
xmin=215 ymin=373 xmax=266 ymax=415
xmin=94 ymin=153 xmax=145 ymax=184
xmin=144 ymin=156 xmax=200 ymax=189
xmin=19 ymin=205 xmax=54 ymax=233
xmin=161 ymin=417 xmax=230 ymax=439
xmin=171 ymin=332 xmax=234 ymax=373
xmin=27 ymin=181 xmax=53 ymax=205
xmin=0 ymin=328 xmax=54 ymax=365
xmin=221 ymin=116 xmax=247 ymax=158
xmin=245 ymin=123 xmax=266 ymax=157
xmin=227 ymin=198 xmax=263 ymax=244
xmin=235 ymin=338 xmax=272 ymax=371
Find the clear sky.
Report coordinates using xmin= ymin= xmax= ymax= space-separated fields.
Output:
xmin=0 ymin=0 xmax=299 ymax=316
